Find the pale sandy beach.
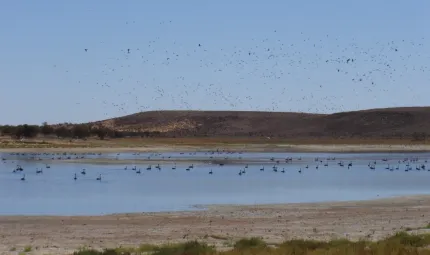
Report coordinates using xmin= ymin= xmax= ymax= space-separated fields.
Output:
xmin=3 ymin=144 xmax=430 ymax=166
xmin=2 ymin=144 xmax=430 ymax=153
xmin=1 ymin=195 xmax=430 ymax=255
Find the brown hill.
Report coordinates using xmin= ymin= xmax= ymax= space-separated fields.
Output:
xmin=94 ymin=107 xmax=430 ymax=139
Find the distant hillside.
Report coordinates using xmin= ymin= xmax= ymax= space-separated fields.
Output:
xmin=92 ymin=107 xmax=430 ymax=139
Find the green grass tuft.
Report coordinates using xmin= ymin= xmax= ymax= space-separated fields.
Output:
xmin=23 ymin=245 xmax=32 ymax=252
xmin=233 ymin=237 xmax=267 ymax=250
xmin=152 ymin=241 xmax=215 ymax=255
xmin=71 ymin=232 xmax=430 ymax=255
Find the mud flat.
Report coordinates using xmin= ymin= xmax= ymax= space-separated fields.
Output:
xmin=2 ymin=143 xmax=430 ymax=154
xmin=1 ymin=195 xmax=430 ymax=254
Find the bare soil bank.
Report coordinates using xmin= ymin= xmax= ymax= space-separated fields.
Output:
xmin=2 ymin=144 xmax=430 ymax=154
xmin=1 ymin=196 xmax=430 ymax=255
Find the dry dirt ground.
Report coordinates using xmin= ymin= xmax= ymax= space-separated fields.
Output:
xmin=2 ymin=144 xmax=430 ymax=154
xmin=1 ymin=196 xmax=430 ymax=255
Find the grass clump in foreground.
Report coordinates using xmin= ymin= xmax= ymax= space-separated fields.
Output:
xmin=23 ymin=245 xmax=32 ymax=252
xmin=73 ymin=241 xmax=215 ymax=255
xmin=73 ymin=232 xmax=430 ymax=255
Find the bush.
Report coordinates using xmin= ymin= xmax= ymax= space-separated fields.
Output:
xmin=71 ymin=233 xmax=430 ymax=255
xmin=153 ymin=241 xmax=215 ymax=255
xmin=14 ymin=124 xmax=40 ymax=138
xmin=412 ymin=132 xmax=427 ymax=141
xmin=73 ymin=248 xmax=131 ymax=255
xmin=72 ymin=125 xmax=91 ymax=139
xmin=55 ymin=126 xmax=71 ymax=138
xmin=384 ymin=232 xmax=427 ymax=247
xmin=234 ymin=237 xmax=267 ymax=250
xmin=91 ymin=127 xmax=113 ymax=140
xmin=0 ymin=125 xmax=17 ymax=136
xmin=41 ymin=122 xmax=54 ymax=135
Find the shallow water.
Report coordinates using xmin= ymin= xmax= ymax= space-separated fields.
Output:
xmin=1 ymin=151 xmax=430 ymax=216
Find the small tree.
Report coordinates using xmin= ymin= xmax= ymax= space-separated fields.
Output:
xmin=13 ymin=124 xmax=39 ymax=139
xmin=113 ymin=130 xmax=123 ymax=138
xmin=1 ymin=125 xmax=17 ymax=137
xmin=91 ymin=126 xmax=111 ymax=140
xmin=72 ymin=125 xmax=90 ymax=139
xmin=41 ymin=122 xmax=54 ymax=136
xmin=55 ymin=126 xmax=71 ymax=138
xmin=412 ymin=132 xmax=426 ymax=141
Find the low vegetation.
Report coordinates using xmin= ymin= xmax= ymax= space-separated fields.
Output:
xmin=23 ymin=245 xmax=32 ymax=252
xmin=2 ymin=108 xmax=430 ymax=143
xmin=0 ymin=123 xmax=123 ymax=140
xmin=71 ymin=232 xmax=430 ymax=255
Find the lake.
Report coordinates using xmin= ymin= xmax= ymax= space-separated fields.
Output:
xmin=1 ymin=151 xmax=430 ymax=216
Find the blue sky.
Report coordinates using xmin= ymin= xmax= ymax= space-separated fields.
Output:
xmin=0 ymin=1 xmax=429 ymax=125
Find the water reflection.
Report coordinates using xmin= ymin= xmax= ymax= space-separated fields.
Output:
xmin=1 ymin=151 xmax=430 ymax=216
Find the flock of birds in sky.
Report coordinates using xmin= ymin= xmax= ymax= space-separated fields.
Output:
xmin=61 ymin=20 xmax=430 ymax=121
xmin=2 ymin=151 xmax=430 ymax=182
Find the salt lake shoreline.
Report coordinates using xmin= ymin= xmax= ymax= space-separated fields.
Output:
xmin=1 ymin=144 xmax=430 ymax=153
xmin=3 ymin=144 xmax=430 ymax=166
xmin=1 ymin=195 xmax=430 ymax=255
xmin=2 ymin=145 xmax=430 ymax=254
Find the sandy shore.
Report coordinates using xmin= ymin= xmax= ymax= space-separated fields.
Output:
xmin=57 ymin=158 xmax=266 ymax=165
xmin=1 ymin=196 xmax=430 ymax=255
xmin=4 ymin=144 xmax=430 ymax=166
xmin=2 ymin=144 xmax=430 ymax=154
